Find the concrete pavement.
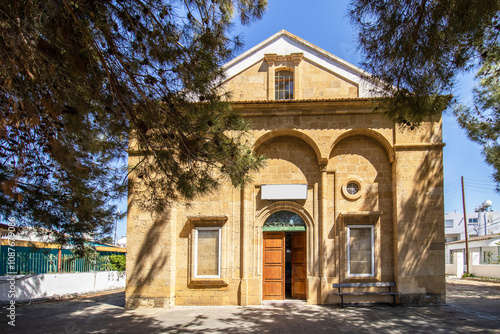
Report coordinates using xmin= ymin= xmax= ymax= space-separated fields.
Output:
xmin=1 ymin=278 xmax=499 ymax=333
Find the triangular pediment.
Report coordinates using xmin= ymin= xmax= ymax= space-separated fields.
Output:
xmin=222 ymin=30 xmax=381 ymax=102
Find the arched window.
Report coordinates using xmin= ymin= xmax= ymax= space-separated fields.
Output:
xmin=263 ymin=210 xmax=305 ymax=231
xmin=275 ymin=70 xmax=293 ymax=100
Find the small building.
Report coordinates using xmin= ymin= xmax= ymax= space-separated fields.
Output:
xmin=445 ymin=210 xmax=500 ymax=243
xmin=446 ymin=234 xmax=500 ymax=278
xmin=126 ymin=31 xmax=446 ymax=308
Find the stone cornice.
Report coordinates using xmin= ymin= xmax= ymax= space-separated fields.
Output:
xmin=394 ymin=143 xmax=446 ymax=150
xmin=291 ymin=53 xmax=304 ymax=64
xmin=231 ymin=98 xmax=381 ymax=116
xmin=264 ymin=53 xmax=277 ymax=64
xmin=339 ymin=211 xmax=383 ymax=218
xmin=263 ymin=52 xmax=303 ymax=65
xmin=186 ymin=214 xmax=229 ymax=221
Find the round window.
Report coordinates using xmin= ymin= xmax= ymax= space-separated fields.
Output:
xmin=346 ymin=182 xmax=360 ymax=195
xmin=341 ymin=179 xmax=362 ymax=200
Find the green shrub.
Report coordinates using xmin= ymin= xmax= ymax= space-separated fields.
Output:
xmin=109 ymin=254 xmax=126 ymax=272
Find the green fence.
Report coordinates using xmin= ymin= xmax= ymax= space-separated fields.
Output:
xmin=0 ymin=252 xmax=111 ymax=276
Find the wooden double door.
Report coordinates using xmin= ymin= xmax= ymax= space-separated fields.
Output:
xmin=263 ymin=231 xmax=307 ymax=300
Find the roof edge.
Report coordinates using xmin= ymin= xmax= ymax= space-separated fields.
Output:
xmin=229 ymin=97 xmax=382 ymax=104
xmin=223 ymin=30 xmax=371 ymax=79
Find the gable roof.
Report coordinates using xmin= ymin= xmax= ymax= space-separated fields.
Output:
xmin=222 ymin=30 xmax=382 ymax=98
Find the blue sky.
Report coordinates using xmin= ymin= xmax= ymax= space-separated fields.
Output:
xmin=115 ymin=0 xmax=500 ymax=239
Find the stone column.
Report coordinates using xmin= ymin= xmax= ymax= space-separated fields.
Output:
xmin=307 ymin=182 xmax=321 ymax=305
xmin=264 ymin=54 xmax=277 ymax=100
xmin=167 ymin=205 xmax=177 ymax=307
xmin=291 ymin=53 xmax=303 ymax=100
xmin=240 ymin=186 xmax=249 ymax=305
xmin=393 ymin=143 xmax=446 ymax=305
xmin=319 ymin=165 xmax=329 ymax=304
xmin=313 ymin=182 xmax=319 ymax=277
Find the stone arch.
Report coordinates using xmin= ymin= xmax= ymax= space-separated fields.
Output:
xmin=330 ymin=133 xmax=395 ymax=280
xmin=275 ymin=66 xmax=294 ymax=72
xmin=255 ymin=201 xmax=315 ymax=229
xmin=256 ymin=201 xmax=316 ymax=276
xmin=329 ymin=129 xmax=395 ymax=163
xmin=253 ymin=129 xmax=327 ymax=164
xmin=329 ymin=134 xmax=393 ymax=210
xmin=263 ymin=210 xmax=306 ymax=229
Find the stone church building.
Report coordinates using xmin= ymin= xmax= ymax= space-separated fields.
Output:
xmin=126 ymin=31 xmax=445 ymax=308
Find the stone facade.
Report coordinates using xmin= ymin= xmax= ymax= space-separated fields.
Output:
xmin=126 ymin=31 xmax=445 ymax=308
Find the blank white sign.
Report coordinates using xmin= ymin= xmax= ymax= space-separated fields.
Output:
xmin=261 ymin=184 xmax=308 ymax=200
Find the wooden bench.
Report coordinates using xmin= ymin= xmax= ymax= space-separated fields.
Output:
xmin=332 ymin=282 xmax=401 ymax=308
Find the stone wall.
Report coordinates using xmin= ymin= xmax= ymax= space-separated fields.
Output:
xmin=126 ymin=100 xmax=445 ymax=307
xmin=224 ymin=53 xmax=358 ymax=102
xmin=126 ymin=38 xmax=445 ymax=307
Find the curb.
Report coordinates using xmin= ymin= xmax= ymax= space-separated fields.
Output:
xmin=462 ymin=277 xmax=500 ymax=284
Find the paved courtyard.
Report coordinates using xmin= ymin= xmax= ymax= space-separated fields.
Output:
xmin=1 ymin=278 xmax=499 ymax=333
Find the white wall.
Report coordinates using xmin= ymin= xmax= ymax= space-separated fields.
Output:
xmin=0 ymin=271 xmax=125 ymax=303
xmin=446 ymin=263 xmax=457 ymax=276
xmin=445 ymin=253 xmax=500 ymax=278
xmin=470 ymin=265 xmax=500 ymax=279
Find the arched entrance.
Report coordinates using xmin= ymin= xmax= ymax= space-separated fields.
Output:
xmin=262 ymin=211 xmax=307 ymax=300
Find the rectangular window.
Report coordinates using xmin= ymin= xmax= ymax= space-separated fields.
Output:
xmin=445 ymin=219 xmax=453 ymax=228
xmin=469 ymin=218 xmax=478 ymax=224
xmin=347 ymin=225 xmax=374 ymax=277
xmin=194 ymin=227 xmax=221 ymax=278
xmin=275 ymin=70 xmax=294 ymax=100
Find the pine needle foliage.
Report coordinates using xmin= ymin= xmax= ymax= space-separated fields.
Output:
xmin=349 ymin=0 xmax=497 ymax=123
xmin=455 ymin=18 xmax=500 ymax=189
xmin=349 ymin=0 xmax=500 ymax=188
xmin=0 ymin=0 xmax=267 ymax=254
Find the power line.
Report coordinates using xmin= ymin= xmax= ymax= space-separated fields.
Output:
xmin=464 ymin=182 xmax=497 ymax=189
xmin=444 ymin=179 xmax=497 ymax=193
xmin=485 ymin=220 xmax=500 ymax=229
xmin=445 ymin=184 xmax=461 ymax=193
xmin=465 ymin=184 xmax=497 ymax=190
xmin=446 ymin=177 xmax=497 ymax=191
xmin=467 ymin=178 xmax=496 ymax=184
xmin=465 ymin=188 xmax=497 ymax=195
xmin=464 ymin=187 xmax=498 ymax=193
xmin=445 ymin=179 xmax=461 ymax=187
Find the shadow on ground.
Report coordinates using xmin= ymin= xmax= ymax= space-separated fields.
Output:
xmin=2 ymin=281 xmax=500 ymax=333
xmin=0 ymin=291 xmax=160 ymax=334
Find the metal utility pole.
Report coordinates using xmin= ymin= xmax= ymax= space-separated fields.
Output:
xmin=461 ymin=176 xmax=470 ymax=275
